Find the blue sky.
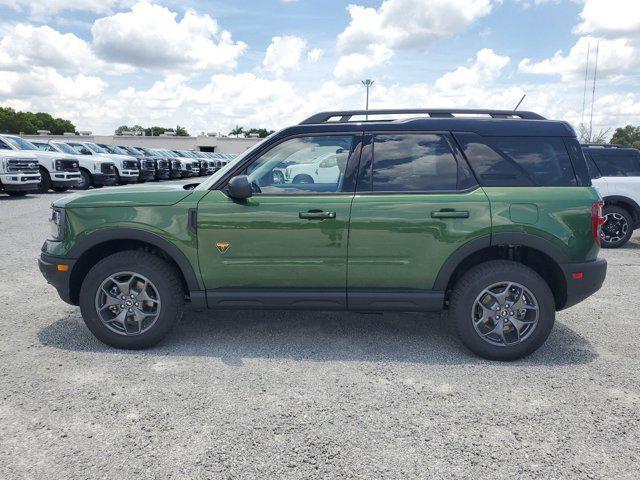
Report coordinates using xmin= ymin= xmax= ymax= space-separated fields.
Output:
xmin=0 ymin=0 xmax=638 ymax=137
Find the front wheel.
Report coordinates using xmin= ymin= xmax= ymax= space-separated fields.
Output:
xmin=449 ymin=260 xmax=555 ymax=360
xmin=79 ymin=250 xmax=185 ymax=349
xmin=77 ymin=169 xmax=92 ymax=190
xmin=6 ymin=191 xmax=27 ymax=197
xmin=601 ymin=205 xmax=633 ymax=248
xmin=38 ymin=169 xmax=51 ymax=193
xmin=52 ymin=186 xmax=69 ymax=192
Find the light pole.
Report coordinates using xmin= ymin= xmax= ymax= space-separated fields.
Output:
xmin=361 ymin=79 xmax=374 ymax=118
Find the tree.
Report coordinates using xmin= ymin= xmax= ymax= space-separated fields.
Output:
xmin=229 ymin=125 xmax=244 ymax=138
xmin=175 ymin=125 xmax=189 ymax=136
xmin=577 ymin=123 xmax=610 ymax=144
xmin=0 ymin=106 xmax=76 ymax=135
xmin=244 ymin=128 xmax=275 ymax=138
xmin=610 ymin=125 xmax=640 ymax=149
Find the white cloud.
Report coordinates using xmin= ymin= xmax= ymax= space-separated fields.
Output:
xmin=0 ymin=67 xmax=106 ymax=99
xmin=307 ymin=48 xmax=324 ymax=62
xmin=263 ymin=36 xmax=307 ymax=77
xmin=333 ymin=0 xmax=493 ymax=82
xmin=574 ymin=0 xmax=640 ymax=38
xmin=91 ymin=1 xmax=246 ymax=72
xmin=436 ymin=48 xmax=510 ymax=90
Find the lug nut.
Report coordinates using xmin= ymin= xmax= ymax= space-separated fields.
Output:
xmin=128 ymin=308 xmax=132 ymax=312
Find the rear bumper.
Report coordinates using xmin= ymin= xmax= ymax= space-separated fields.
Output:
xmin=38 ymin=253 xmax=76 ymax=305
xmin=560 ymin=257 xmax=607 ymax=310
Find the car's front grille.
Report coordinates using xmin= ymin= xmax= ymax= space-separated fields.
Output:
xmin=123 ymin=160 xmax=139 ymax=169
xmin=101 ymin=163 xmax=115 ymax=174
xmin=171 ymin=160 xmax=181 ymax=169
xmin=142 ymin=160 xmax=155 ymax=170
xmin=56 ymin=159 xmax=79 ymax=172
xmin=157 ymin=160 xmax=169 ymax=169
xmin=184 ymin=163 xmax=192 ymax=171
xmin=7 ymin=158 xmax=39 ymax=174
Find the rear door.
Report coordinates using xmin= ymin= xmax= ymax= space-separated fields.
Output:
xmin=347 ymin=132 xmax=491 ymax=310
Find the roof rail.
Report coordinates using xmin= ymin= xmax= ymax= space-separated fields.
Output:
xmin=581 ymin=143 xmax=622 ymax=148
xmin=300 ymin=109 xmax=546 ymax=124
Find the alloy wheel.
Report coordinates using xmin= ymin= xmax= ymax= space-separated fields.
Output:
xmin=601 ymin=212 xmax=629 ymax=244
xmin=471 ymin=282 xmax=539 ymax=347
xmin=94 ymin=271 xmax=161 ymax=336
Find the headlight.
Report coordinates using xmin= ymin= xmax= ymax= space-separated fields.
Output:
xmin=55 ymin=159 xmax=64 ymax=171
xmin=49 ymin=207 xmax=65 ymax=242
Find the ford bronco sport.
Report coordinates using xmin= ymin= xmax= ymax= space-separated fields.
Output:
xmin=39 ymin=109 xmax=607 ymax=360
xmin=582 ymin=144 xmax=640 ymax=248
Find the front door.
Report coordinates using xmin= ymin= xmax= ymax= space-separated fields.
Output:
xmin=197 ymin=134 xmax=362 ymax=309
xmin=347 ymin=132 xmax=491 ymax=310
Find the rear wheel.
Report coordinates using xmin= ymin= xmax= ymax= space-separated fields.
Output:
xmin=601 ymin=205 xmax=633 ymax=248
xmin=449 ymin=260 xmax=555 ymax=360
xmin=292 ymin=174 xmax=314 ymax=184
xmin=77 ymin=169 xmax=92 ymax=190
xmin=79 ymin=250 xmax=185 ymax=349
xmin=38 ymin=169 xmax=51 ymax=193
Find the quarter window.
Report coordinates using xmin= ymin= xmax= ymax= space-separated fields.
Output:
xmin=244 ymin=135 xmax=355 ymax=194
xmin=370 ymin=134 xmax=459 ymax=192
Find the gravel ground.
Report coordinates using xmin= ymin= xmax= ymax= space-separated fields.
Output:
xmin=1 ymin=187 xmax=639 ymax=479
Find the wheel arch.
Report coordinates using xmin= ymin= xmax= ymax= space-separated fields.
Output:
xmin=67 ymin=228 xmax=202 ymax=306
xmin=435 ymin=234 xmax=569 ymax=311
xmin=602 ymin=195 xmax=640 ymax=227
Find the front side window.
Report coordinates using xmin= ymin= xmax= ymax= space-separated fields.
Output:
xmin=35 ymin=143 xmax=56 ymax=152
xmin=244 ymin=135 xmax=355 ymax=194
xmin=67 ymin=143 xmax=93 ymax=155
xmin=0 ymin=139 xmax=10 ymax=150
xmin=370 ymin=134 xmax=459 ymax=192
xmin=53 ymin=142 xmax=81 ymax=155
xmin=589 ymin=149 xmax=640 ymax=177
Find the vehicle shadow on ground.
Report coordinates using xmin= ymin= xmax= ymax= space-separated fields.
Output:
xmin=38 ymin=309 xmax=597 ymax=367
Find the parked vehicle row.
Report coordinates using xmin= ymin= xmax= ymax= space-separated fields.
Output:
xmin=0 ymin=134 xmax=235 ymax=194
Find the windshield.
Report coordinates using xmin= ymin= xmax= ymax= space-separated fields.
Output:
xmin=2 ymin=135 xmax=37 ymax=150
xmin=85 ymin=142 xmax=108 ymax=154
xmin=52 ymin=142 xmax=80 ymax=155
xmin=195 ymin=133 xmax=274 ymax=191
xmin=123 ymin=146 xmax=143 ymax=155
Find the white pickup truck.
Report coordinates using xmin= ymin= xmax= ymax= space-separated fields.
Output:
xmin=30 ymin=140 xmax=117 ymax=190
xmin=0 ymin=149 xmax=41 ymax=196
xmin=0 ymin=134 xmax=80 ymax=193
xmin=583 ymin=144 xmax=640 ymax=248
xmin=63 ymin=141 xmax=139 ymax=185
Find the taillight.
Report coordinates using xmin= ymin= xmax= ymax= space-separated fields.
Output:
xmin=592 ymin=202 xmax=604 ymax=247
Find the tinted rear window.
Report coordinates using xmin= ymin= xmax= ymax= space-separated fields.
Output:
xmin=455 ymin=134 xmax=577 ymax=186
xmin=583 ymin=152 xmax=602 ymax=179
xmin=370 ymin=134 xmax=458 ymax=192
xmin=588 ymin=149 xmax=640 ymax=177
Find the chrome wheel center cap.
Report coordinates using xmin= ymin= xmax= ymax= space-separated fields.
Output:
xmin=125 ymin=300 xmax=133 ymax=307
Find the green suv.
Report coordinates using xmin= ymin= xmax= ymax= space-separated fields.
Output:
xmin=39 ymin=109 xmax=607 ymax=360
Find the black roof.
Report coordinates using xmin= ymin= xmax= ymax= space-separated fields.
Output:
xmin=283 ymin=109 xmax=576 ymax=137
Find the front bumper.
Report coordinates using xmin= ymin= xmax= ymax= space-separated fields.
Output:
xmin=51 ymin=171 xmax=81 ymax=187
xmin=38 ymin=253 xmax=76 ymax=305
xmin=1 ymin=173 xmax=41 ymax=189
xmin=139 ymin=169 xmax=156 ymax=180
xmin=92 ymin=173 xmax=117 ymax=186
xmin=180 ymin=171 xmax=193 ymax=178
xmin=118 ymin=170 xmax=139 ymax=183
xmin=157 ymin=169 xmax=171 ymax=179
xmin=560 ymin=257 xmax=607 ymax=310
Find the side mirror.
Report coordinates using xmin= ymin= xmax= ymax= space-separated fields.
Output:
xmin=227 ymin=175 xmax=252 ymax=200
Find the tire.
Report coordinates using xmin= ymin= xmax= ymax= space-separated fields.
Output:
xmin=38 ymin=168 xmax=51 ymax=193
xmin=601 ymin=205 xmax=633 ymax=249
xmin=52 ymin=186 xmax=69 ymax=192
xmin=292 ymin=174 xmax=314 ymax=184
xmin=449 ymin=260 xmax=555 ymax=361
xmin=114 ymin=168 xmax=121 ymax=185
xmin=6 ymin=191 xmax=27 ymax=197
xmin=79 ymin=250 xmax=185 ymax=349
xmin=77 ymin=169 xmax=92 ymax=190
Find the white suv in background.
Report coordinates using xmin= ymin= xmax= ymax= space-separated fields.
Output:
xmin=0 ymin=149 xmax=40 ymax=196
xmin=583 ymin=144 xmax=640 ymax=248
xmin=31 ymin=140 xmax=117 ymax=190
xmin=0 ymin=134 xmax=80 ymax=193
xmin=63 ymin=141 xmax=139 ymax=184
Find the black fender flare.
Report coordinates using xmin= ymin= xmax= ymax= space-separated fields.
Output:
xmin=68 ymin=227 xmax=202 ymax=292
xmin=433 ymin=233 xmax=569 ymax=291
xmin=602 ymin=196 xmax=640 ymax=224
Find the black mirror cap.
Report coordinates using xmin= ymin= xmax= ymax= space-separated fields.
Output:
xmin=227 ymin=175 xmax=252 ymax=199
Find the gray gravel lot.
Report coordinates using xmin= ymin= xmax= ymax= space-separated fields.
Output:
xmin=1 ymin=187 xmax=639 ymax=479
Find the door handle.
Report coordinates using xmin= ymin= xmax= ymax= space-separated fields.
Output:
xmin=431 ymin=210 xmax=470 ymax=219
xmin=299 ymin=210 xmax=337 ymax=220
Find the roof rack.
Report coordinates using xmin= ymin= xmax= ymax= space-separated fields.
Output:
xmin=300 ymin=109 xmax=546 ymax=124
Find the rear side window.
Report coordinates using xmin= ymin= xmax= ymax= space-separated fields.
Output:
xmin=370 ymin=134 xmax=459 ymax=192
xmin=455 ymin=134 xmax=577 ymax=186
xmin=583 ymin=152 xmax=602 ymax=179
xmin=589 ymin=149 xmax=640 ymax=177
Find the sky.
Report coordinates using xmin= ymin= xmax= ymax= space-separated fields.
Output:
xmin=0 ymin=0 xmax=639 ymax=136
